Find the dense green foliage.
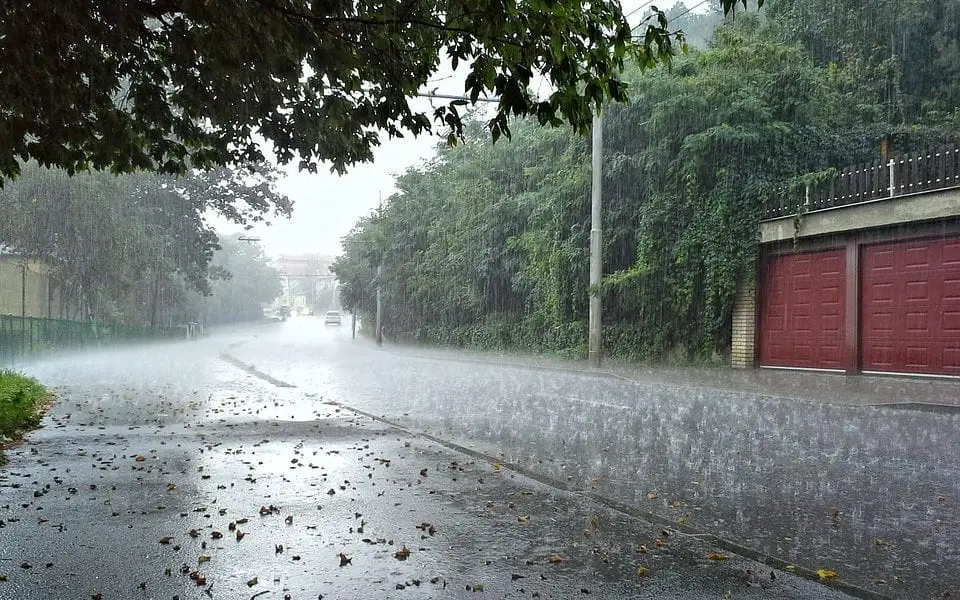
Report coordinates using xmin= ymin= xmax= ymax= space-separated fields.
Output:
xmin=0 ymin=0 xmax=757 ymax=181
xmin=188 ymin=235 xmax=284 ymax=325
xmin=0 ymin=370 xmax=48 ymax=464
xmin=0 ymin=165 xmax=288 ymax=327
xmin=334 ymin=4 xmax=960 ymax=362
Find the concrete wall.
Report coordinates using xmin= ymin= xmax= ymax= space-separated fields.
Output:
xmin=760 ymin=187 xmax=960 ymax=243
xmin=730 ymin=280 xmax=756 ymax=368
xmin=0 ymin=257 xmax=62 ymax=318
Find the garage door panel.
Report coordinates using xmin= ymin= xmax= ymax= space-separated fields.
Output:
xmin=943 ymin=241 xmax=960 ymax=265
xmin=861 ymin=236 xmax=960 ymax=375
xmin=759 ymin=249 xmax=847 ymax=370
xmin=905 ymin=311 xmax=929 ymax=332
xmin=942 ymin=311 xmax=960 ymax=331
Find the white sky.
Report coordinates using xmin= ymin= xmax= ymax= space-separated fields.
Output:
xmin=213 ymin=0 xmax=682 ymax=259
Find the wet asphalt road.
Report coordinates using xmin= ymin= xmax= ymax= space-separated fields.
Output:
xmin=0 ymin=320 xmax=953 ymax=599
xmin=224 ymin=318 xmax=960 ymax=599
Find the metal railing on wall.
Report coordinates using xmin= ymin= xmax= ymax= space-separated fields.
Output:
xmin=0 ymin=315 xmax=183 ymax=366
xmin=765 ymin=143 xmax=960 ymax=219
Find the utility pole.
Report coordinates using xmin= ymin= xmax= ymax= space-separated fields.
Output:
xmin=375 ymin=262 xmax=383 ymax=346
xmin=588 ymin=113 xmax=603 ymax=368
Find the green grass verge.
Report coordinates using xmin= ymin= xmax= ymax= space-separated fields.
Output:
xmin=0 ymin=370 xmax=49 ymax=464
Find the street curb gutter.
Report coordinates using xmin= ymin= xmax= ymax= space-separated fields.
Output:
xmin=219 ymin=353 xmax=296 ymax=388
xmin=220 ymin=352 xmax=893 ymax=600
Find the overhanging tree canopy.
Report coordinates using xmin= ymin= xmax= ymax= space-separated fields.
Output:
xmin=0 ymin=0 xmax=756 ymax=180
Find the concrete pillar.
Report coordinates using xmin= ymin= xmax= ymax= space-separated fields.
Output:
xmin=730 ymin=280 xmax=757 ymax=369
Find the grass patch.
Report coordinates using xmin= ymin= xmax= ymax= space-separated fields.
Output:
xmin=0 ymin=370 xmax=50 ymax=464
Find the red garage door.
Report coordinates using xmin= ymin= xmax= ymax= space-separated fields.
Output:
xmin=759 ymin=250 xmax=846 ymax=370
xmin=861 ymin=237 xmax=960 ymax=375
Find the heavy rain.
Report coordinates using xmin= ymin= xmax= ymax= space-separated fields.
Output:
xmin=1 ymin=1 xmax=959 ymax=599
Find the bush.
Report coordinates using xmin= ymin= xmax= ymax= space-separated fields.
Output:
xmin=0 ymin=370 xmax=49 ymax=464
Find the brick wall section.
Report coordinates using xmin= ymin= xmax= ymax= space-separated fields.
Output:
xmin=730 ymin=280 xmax=756 ymax=368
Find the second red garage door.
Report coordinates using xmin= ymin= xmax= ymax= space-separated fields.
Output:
xmin=759 ymin=249 xmax=847 ymax=370
xmin=861 ymin=237 xmax=960 ymax=375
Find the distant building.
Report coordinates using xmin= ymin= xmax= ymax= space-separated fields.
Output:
xmin=273 ymin=254 xmax=339 ymax=313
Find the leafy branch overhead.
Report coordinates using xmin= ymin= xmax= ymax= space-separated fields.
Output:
xmin=1 ymin=0 xmax=756 ymax=180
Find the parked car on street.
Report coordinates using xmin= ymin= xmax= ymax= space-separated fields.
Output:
xmin=324 ymin=311 xmax=342 ymax=325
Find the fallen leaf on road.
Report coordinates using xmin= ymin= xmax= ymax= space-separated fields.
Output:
xmin=159 ymin=536 xmax=173 ymax=545
xmin=167 ymin=483 xmax=176 ymax=491
xmin=493 ymin=464 xmax=503 ymax=473
xmin=547 ymin=555 xmax=565 ymax=563
xmin=135 ymin=456 xmax=146 ymax=462
xmin=247 ymin=577 xmax=258 ymax=587
xmin=415 ymin=522 xmax=436 ymax=535
xmin=817 ymin=569 xmax=839 ymax=580
xmin=646 ymin=492 xmax=658 ymax=500
xmin=394 ymin=546 xmax=411 ymax=560
xmin=189 ymin=571 xmax=206 ymax=586
xmin=637 ymin=566 xmax=649 ymax=577
xmin=517 ymin=515 xmax=530 ymax=523
xmin=707 ymin=553 xmax=729 ymax=561
xmin=198 ymin=555 xmax=211 ymax=564
xmin=339 ymin=552 xmax=352 ymax=567
xmin=236 ymin=530 xmax=246 ymax=541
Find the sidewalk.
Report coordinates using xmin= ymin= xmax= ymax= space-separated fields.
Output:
xmin=380 ymin=342 xmax=960 ymax=409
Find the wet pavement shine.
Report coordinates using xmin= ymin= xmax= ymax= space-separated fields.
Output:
xmin=1 ymin=319 xmax=955 ymax=599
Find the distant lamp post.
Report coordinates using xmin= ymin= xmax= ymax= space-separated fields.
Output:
xmin=341 ymin=238 xmax=385 ymax=347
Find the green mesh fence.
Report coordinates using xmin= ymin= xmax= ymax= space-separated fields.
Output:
xmin=0 ymin=315 xmax=183 ymax=365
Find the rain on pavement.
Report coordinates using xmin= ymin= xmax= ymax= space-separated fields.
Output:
xmin=0 ymin=319 xmax=956 ymax=599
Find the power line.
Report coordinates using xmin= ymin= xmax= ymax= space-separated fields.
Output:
xmin=630 ymin=0 xmax=711 ymax=40
xmin=668 ymin=0 xmax=712 ymax=23
xmin=625 ymin=0 xmax=656 ymax=20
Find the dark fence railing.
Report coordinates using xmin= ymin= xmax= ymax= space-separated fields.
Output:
xmin=0 ymin=315 xmax=184 ymax=366
xmin=764 ymin=143 xmax=960 ymax=219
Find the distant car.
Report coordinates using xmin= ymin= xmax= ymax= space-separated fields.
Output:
xmin=324 ymin=311 xmax=342 ymax=325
